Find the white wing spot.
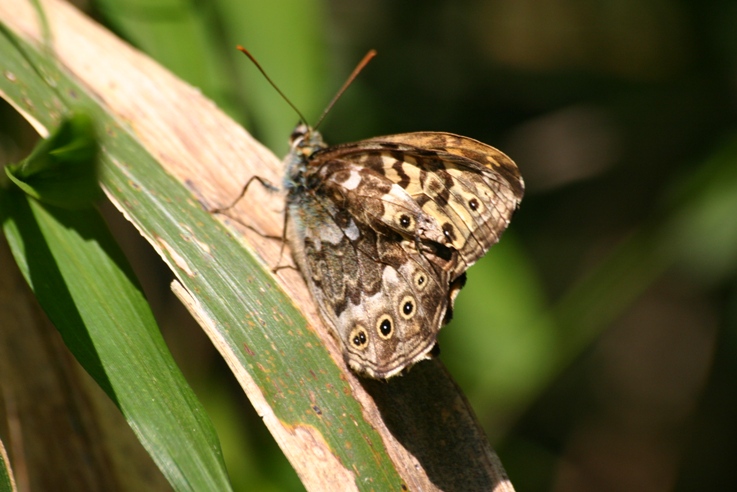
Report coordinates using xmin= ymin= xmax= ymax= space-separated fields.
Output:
xmin=341 ymin=171 xmax=362 ymax=190
xmin=344 ymin=219 xmax=360 ymax=241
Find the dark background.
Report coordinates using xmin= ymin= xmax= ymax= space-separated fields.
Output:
xmin=2 ymin=1 xmax=737 ymax=490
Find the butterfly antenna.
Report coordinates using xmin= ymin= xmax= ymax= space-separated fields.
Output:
xmin=313 ymin=49 xmax=377 ymax=130
xmin=237 ymin=46 xmax=309 ymax=124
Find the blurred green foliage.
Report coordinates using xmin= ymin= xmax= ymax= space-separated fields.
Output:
xmin=5 ymin=112 xmax=100 ymax=208
xmin=3 ymin=0 xmax=737 ymax=490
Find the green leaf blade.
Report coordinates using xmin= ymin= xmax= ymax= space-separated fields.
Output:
xmin=1 ymin=192 xmax=232 ymax=491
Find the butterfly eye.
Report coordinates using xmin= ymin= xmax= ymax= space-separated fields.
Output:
xmin=349 ymin=326 xmax=369 ymax=350
xmin=396 ymin=213 xmax=414 ymax=230
xmin=400 ymin=296 xmax=416 ymax=320
xmin=413 ymin=272 xmax=427 ymax=289
xmin=376 ymin=315 xmax=393 ymax=339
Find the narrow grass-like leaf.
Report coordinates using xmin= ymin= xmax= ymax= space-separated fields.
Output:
xmin=0 ymin=18 xmax=232 ymax=492
xmin=0 ymin=440 xmax=14 ymax=492
xmin=1 ymin=191 xmax=232 ymax=492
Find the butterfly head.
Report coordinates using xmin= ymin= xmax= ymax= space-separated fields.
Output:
xmin=289 ymin=123 xmax=327 ymax=159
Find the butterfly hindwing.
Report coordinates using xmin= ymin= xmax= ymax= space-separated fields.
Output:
xmin=287 ymin=179 xmax=453 ymax=378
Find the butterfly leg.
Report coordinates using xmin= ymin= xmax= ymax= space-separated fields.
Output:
xmin=271 ymin=207 xmax=298 ymax=273
xmin=209 ymin=175 xmax=279 ymax=214
xmin=209 ymin=175 xmax=282 ymax=241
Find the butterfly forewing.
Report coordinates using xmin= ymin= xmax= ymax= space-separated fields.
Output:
xmin=312 ymin=132 xmax=523 ymax=274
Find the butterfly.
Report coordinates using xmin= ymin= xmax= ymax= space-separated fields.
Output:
xmin=234 ymin=49 xmax=523 ymax=378
xmin=283 ymin=125 xmax=523 ymax=378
